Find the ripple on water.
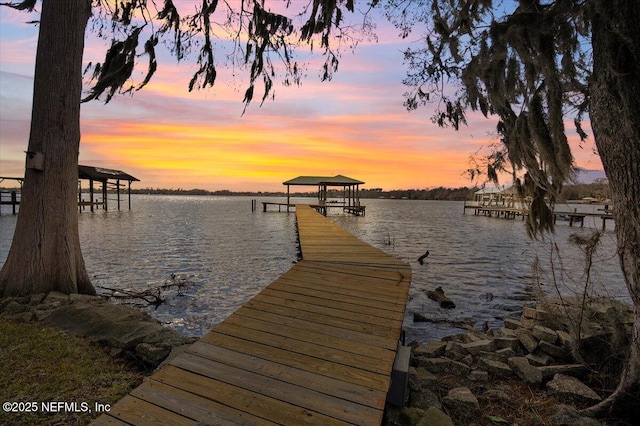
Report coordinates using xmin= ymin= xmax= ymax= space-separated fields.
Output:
xmin=0 ymin=196 xmax=626 ymax=341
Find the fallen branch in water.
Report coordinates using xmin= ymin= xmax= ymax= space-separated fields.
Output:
xmin=427 ymin=286 xmax=456 ymax=309
xmin=418 ymin=250 xmax=430 ymax=264
xmin=98 ymin=273 xmax=191 ymax=308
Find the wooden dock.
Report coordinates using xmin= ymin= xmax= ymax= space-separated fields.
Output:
xmin=93 ymin=205 xmax=410 ymax=425
xmin=463 ymin=202 xmax=616 ymax=229
xmin=262 ymin=202 xmax=366 ymax=216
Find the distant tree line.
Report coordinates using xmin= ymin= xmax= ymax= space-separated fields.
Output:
xmin=358 ymin=187 xmax=475 ymax=200
xmin=123 ymin=180 xmax=611 ymax=202
xmin=557 ymin=178 xmax=611 ymax=202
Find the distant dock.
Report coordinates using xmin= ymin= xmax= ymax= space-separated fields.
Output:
xmin=261 ymin=201 xmax=366 ymax=216
xmin=463 ymin=201 xmax=616 ymax=230
xmin=93 ymin=205 xmax=410 ymax=425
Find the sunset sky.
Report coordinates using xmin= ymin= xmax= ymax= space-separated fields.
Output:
xmin=0 ymin=2 xmax=603 ymax=192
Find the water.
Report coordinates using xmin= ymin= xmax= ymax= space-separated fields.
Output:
xmin=331 ymin=199 xmax=626 ymax=342
xmin=0 ymin=196 xmax=626 ymax=342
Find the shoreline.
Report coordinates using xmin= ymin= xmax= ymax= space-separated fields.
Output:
xmin=2 ymin=291 xmax=635 ymax=425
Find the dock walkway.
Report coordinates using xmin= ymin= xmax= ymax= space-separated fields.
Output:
xmin=93 ymin=205 xmax=410 ymax=425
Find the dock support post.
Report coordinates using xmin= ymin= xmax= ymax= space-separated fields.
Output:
xmin=102 ymin=181 xmax=107 ymax=210
xmin=117 ymin=179 xmax=121 ymax=211
xmin=11 ymin=191 xmax=17 ymax=215
xmin=387 ymin=345 xmax=411 ymax=407
xmin=287 ymin=185 xmax=290 ymax=213
xmin=89 ymin=179 xmax=94 ymax=212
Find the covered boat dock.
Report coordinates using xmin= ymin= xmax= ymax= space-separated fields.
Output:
xmin=77 ymin=165 xmax=139 ymax=212
xmin=2 ymin=165 xmax=139 ymax=215
xmin=263 ymin=175 xmax=366 ymax=215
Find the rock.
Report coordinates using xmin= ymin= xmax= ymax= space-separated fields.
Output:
xmin=478 ymin=358 xmax=514 ymax=378
xmin=443 ymin=387 xmax=479 ymax=413
xmin=444 ymin=340 xmax=464 ymax=354
xmin=416 ymin=357 xmax=470 ymax=377
xmin=410 ymin=387 xmax=442 ymax=411
xmin=398 ymin=407 xmax=425 ymax=426
xmin=469 ymin=370 xmax=489 ymax=382
xmin=538 ymin=339 xmax=570 ymax=360
xmin=10 ymin=311 xmax=34 ymax=322
xmin=556 ymin=330 xmax=573 ymax=347
xmin=33 ymin=308 xmax=56 ymax=321
xmin=498 ymin=327 xmax=518 ymax=338
xmin=70 ymin=293 xmax=100 ymax=303
xmin=135 ymin=342 xmax=171 ymax=366
xmin=503 ymin=318 xmax=522 ymax=330
xmin=38 ymin=294 xmax=191 ymax=366
xmin=443 ymin=341 xmax=466 ymax=361
xmin=417 ymin=407 xmax=454 ymax=426
xmin=552 ymin=404 xmax=603 ymax=426
xmin=415 ymin=357 xmax=449 ymax=373
xmin=526 ymin=351 xmax=552 ymax=367
xmin=522 ymin=307 xmax=548 ymax=321
xmin=539 ymin=364 xmax=587 ymax=381
xmin=409 ymin=367 xmax=439 ymax=392
xmin=3 ymin=300 xmax=29 ymax=315
xmin=546 ymin=373 xmax=602 ymax=405
xmin=494 ymin=336 xmax=520 ymax=351
xmin=495 ymin=347 xmax=517 ymax=359
xmin=29 ymin=293 xmax=47 ymax=305
xmin=460 ymin=354 xmax=473 ymax=367
xmin=516 ymin=328 xmax=539 ymax=353
xmin=441 ymin=333 xmax=467 ymax=343
xmin=460 ymin=339 xmax=494 ymax=355
xmin=415 ymin=340 xmax=447 ymax=358
xmin=532 ymin=325 xmax=558 ymax=343
xmin=508 ymin=357 xmax=542 ymax=386
xmin=479 ymin=350 xmax=507 ymax=364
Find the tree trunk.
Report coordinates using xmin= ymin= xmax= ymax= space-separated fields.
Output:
xmin=585 ymin=0 xmax=640 ymax=416
xmin=0 ymin=0 xmax=95 ymax=296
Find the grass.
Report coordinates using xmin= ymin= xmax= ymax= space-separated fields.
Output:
xmin=0 ymin=318 xmax=145 ymax=426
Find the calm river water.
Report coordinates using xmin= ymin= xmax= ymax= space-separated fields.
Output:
xmin=0 ymin=195 xmax=627 ymax=342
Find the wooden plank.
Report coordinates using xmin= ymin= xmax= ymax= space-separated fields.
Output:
xmin=184 ymin=341 xmax=387 ymax=408
xmin=242 ymin=298 xmax=400 ymax=342
xmin=90 ymin=415 xmax=130 ymax=425
xmin=234 ymin=305 xmax=396 ymax=350
xmin=268 ymin=279 xmax=406 ymax=313
xmin=153 ymin=365 xmax=357 ymax=426
xmin=276 ymin=274 xmax=409 ymax=306
xmin=279 ymin=266 xmax=408 ymax=293
xmin=130 ymin=379 xmax=276 ymax=425
xmin=258 ymin=287 xmax=405 ymax=321
xmin=199 ymin=331 xmax=391 ymax=392
xmin=169 ymin=352 xmax=381 ymax=425
xmin=212 ymin=321 xmax=392 ymax=374
xmin=102 ymin=395 xmax=198 ymax=426
xmin=295 ymin=260 xmax=411 ymax=283
xmin=223 ymin=312 xmax=395 ymax=362
xmin=250 ymin=292 xmax=402 ymax=329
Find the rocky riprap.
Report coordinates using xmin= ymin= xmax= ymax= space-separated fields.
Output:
xmin=386 ymin=297 xmax=634 ymax=426
xmin=1 ymin=291 xmax=195 ymax=368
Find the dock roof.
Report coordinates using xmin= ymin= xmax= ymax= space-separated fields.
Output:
xmin=283 ymin=175 xmax=364 ymax=186
xmin=78 ymin=165 xmax=139 ymax=182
